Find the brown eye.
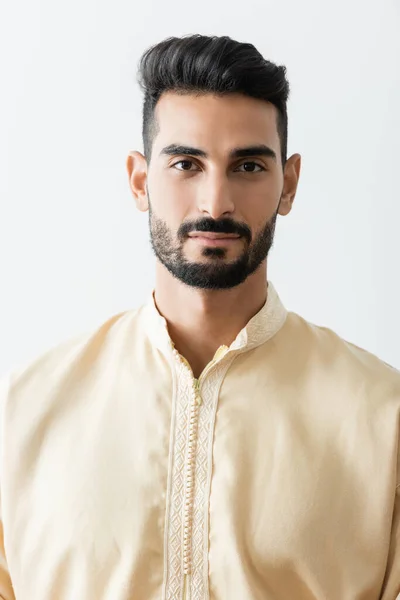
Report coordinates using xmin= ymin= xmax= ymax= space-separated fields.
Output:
xmin=172 ymin=160 xmax=197 ymax=171
xmin=236 ymin=162 xmax=265 ymax=172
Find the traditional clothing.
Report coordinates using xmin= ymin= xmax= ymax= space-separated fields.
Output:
xmin=0 ymin=282 xmax=399 ymax=599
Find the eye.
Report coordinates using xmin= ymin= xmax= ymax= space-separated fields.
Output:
xmin=172 ymin=160 xmax=199 ymax=171
xmin=235 ymin=162 xmax=265 ymax=173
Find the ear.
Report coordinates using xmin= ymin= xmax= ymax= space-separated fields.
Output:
xmin=126 ymin=151 xmax=148 ymax=212
xmin=278 ymin=153 xmax=301 ymax=216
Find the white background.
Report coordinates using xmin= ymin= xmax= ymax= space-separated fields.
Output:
xmin=0 ymin=0 xmax=399 ymax=374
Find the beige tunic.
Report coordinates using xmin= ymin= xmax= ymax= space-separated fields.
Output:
xmin=0 ymin=282 xmax=399 ymax=599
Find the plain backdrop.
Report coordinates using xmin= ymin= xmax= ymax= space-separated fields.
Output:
xmin=0 ymin=0 xmax=399 ymax=375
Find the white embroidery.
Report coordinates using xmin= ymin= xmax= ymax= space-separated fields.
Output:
xmin=164 ymin=355 xmax=192 ymax=600
xmin=190 ymin=358 xmax=236 ymax=600
xmin=152 ymin=283 xmax=288 ymax=600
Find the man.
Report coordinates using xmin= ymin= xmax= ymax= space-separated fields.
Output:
xmin=0 ymin=34 xmax=399 ymax=600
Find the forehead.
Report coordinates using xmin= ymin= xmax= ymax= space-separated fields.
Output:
xmin=152 ymin=92 xmax=280 ymax=156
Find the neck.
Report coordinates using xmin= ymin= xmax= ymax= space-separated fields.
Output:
xmin=153 ymin=262 xmax=268 ymax=378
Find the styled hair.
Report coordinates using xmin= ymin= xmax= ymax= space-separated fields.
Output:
xmin=137 ymin=34 xmax=290 ymax=167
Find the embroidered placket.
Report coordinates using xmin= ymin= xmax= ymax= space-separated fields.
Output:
xmin=164 ymin=347 xmax=232 ymax=600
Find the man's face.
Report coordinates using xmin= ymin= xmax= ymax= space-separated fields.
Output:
xmin=137 ymin=92 xmax=294 ymax=290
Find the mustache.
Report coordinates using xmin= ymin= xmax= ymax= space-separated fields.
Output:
xmin=178 ymin=218 xmax=251 ymax=242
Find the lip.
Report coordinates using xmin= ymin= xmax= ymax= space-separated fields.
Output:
xmin=188 ymin=234 xmax=241 ymax=247
xmin=188 ymin=232 xmax=240 ymax=239
xmin=189 ymin=235 xmax=240 ymax=246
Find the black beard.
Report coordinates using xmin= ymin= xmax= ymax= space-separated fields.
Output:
xmin=148 ymin=200 xmax=279 ymax=290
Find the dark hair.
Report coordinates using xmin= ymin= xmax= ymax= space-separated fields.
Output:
xmin=137 ymin=34 xmax=290 ymax=167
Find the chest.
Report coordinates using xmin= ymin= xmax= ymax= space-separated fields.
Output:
xmin=3 ymin=357 xmax=395 ymax=600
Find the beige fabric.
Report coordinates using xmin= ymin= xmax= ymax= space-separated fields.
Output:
xmin=0 ymin=282 xmax=399 ymax=600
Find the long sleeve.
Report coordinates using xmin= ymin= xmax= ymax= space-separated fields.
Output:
xmin=0 ymin=376 xmax=15 ymax=600
xmin=0 ymin=507 xmax=14 ymax=600
xmin=380 ymin=480 xmax=400 ymax=599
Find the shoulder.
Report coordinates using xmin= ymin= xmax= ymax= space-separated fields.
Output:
xmin=0 ymin=306 xmax=144 ymax=407
xmin=281 ymin=311 xmax=400 ymax=396
xmin=0 ymin=306 xmax=148 ymax=484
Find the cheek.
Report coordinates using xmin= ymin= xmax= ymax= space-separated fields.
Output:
xmin=241 ymin=202 xmax=276 ymax=232
xmin=149 ymin=176 xmax=194 ymax=222
xmin=243 ymin=183 xmax=281 ymax=222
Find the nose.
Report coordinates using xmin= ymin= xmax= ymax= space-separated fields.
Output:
xmin=196 ymin=173 xmax=235 ymax=219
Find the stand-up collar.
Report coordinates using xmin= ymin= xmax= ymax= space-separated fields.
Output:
xmin=142 ymin=281 xmax=288 ymax=358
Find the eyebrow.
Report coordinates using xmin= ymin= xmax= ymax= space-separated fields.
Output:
xmin=159 ymin=143 xmax=277 ymax=162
